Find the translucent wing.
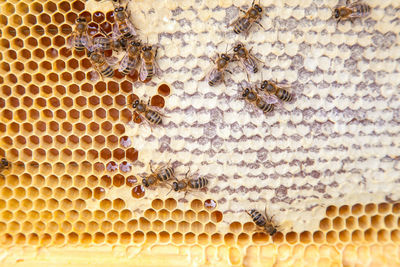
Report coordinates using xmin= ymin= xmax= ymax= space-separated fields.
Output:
xmin=66 ymin=34 xmax=75 ymax=49
xmin=118 ymin=53 xmax=130 ymax=72
xmin=125 ymin=19 xmax=138 ymax=36
xmin=81 ymin=34 xmax=93 ymax=50
xmin=243 ymin=57 xmax=258 ymax=73
xmin=139 ymin=60 xmax=149 ymax=81
xmin=106 ymin=56 xmax=119 ymax=66
xmin=263 ymin=94 xmax=280 ymax=105
xmin=89 ymin=70 xmax=100 ymax=82
xmin=112 ymin=23 xmax=123 ymax=40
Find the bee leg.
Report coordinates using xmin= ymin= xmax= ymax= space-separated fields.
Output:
xmin=255 ymin=21 xmax=266 ymax=30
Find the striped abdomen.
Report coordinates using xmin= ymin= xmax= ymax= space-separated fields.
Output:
xmin=256 ymin=99 xmax=274 ymax=113
xmin=119 ymin=23 xmax=134 ymax=39
xmin=145 ymin=110 xmax=162 ymax=125
xmin=74 ymin=38 xmax=85 ymax=51
xmin=249 ymin=209 xmax=266 ymax=227
xmin=144 ymin=63 xmax=154 ymax=79
xmin=233 ymin=17 xmax=251 ymax=34
xmin=188 ymin=177 xmax=208 ymax=189
xmin=157 ymin=167 xmax=174 ymax=181
xmin=244 ymin=57 xmax=258 ymax=73
xmin=208 ymin=69 xmax=223 ymax=86
xmin=121 ymin=59 xmax=137 ymax=75
xmin=99 ymin=63 xmax=114 ymax=78
xmin=276 ymin=88 xmax=292 ymax=102
xmin=351 ymin=3 xmax=370 ymax=18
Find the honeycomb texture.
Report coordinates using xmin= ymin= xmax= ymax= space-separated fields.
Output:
xmin=1 ymin=0 xmax=400 ymax=265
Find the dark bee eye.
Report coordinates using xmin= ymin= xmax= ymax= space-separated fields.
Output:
xmin=234 ymin=47 xmax=238 ymax=52
xmin=245 ymin=88 xmax=250 ymax=93
xmin=335 ymin=9 xmax=340 ymax=18
xmin=119 ymin=7 xmax=124 ymax=11
xmin=114 ymin=8 xmax=119 ymax=12
xmin=257 ymin=7 xmax=262 ymax=12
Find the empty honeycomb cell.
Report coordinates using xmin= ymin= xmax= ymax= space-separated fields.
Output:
xmin=211 ymin=211 xmax=223 ymax=223
xmin=40 ymin=233 xmax=52 ymax=246
xmin=224 ymin=233 xmax=235 ymax=246
xmin=87 ymin=221 xmax=99 ymax=233
xmin=8 ymin=221 xmax=20 ymax=234
xmin=365 ymin=228 xmax=376 ymax=242
xmin=365 ymin=203 xmax=377 ymax=214
xmin=371 ymin=215 xmax=383 ymax=228
xmin=152 ymin=220 xmax=164 ymax=232
xmin=229 ymin=221 xmax=242 ymax=233
xmin=107 ymin=210 xmax=119 ymax=222
xmin=332 ymin=217 xmax=344 ymax=230
xmin=20 ymin=199 xmax=33 ymax=211
xmin=81 ymin=232 xmax=92 ymax=245
xmin=177 ymin=220 xmax=190 ymax=233
xmin=197 ymin=210 xmax=209 ymax=223
xmin=15 ymin=233 xmax=26 ymax=245
xmin=7 ymin=199 xmax=19 ymax=210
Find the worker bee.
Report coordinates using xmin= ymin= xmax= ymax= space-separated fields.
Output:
xmin=232 ymin=42 xmax=262 ymax=80
xmin=169 ymin=167 xmax=208 ymax=197
xmin=142 ymin=161 xmax=175 ymax=187
xmin=139 ymin=45 xmax=161 ymax=81
xmin=93 ymin=28 xmax=128 ymax=52
xmin=201 ymin=53 xmax=232 ymax=86
xmin=241 ymin=86 xmax=274 ymax=113
xmin=0 ymin=158 xmax=11 ymax=177
xmin=120 ymin=40 xmax=142 ymax=75
xmin=113 ymin=6 xmax=137 ymax=40
xmin=332 ymin=0 xmax=371 ymax=24
xmin=259 ymin=80 xmax=293 ymax=102
xmin=89 ymin=50 xmax=118 ymax=80
xmin=131 ymin=99 xmax=164 ymax=126
xmin=247 ymin=207 xmax=279 ymax=236
xmin=230 ymin=0 xmax=264 ymax=36
xmin=67 ymin=17 xmax=93 ymax=52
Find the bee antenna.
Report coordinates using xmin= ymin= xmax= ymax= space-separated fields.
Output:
xmin=99 ymin=27 xmax=110 ymax=38
xmin=166 ymin=187 xmax=174 ymax=196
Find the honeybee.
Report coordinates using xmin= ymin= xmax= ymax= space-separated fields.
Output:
xmin=169 ymin=167 xmax=208 ymax=197
xmin=233 ymin=42 xmax=262 ymax=80
xmin=201 ymin=53 xmax=232 ymax=86
xmin=332 ymin=0 xmax=371 ymax=24
xmin=67 ymin=17 xmax=93 ymax=52
xmin=89 ymin=51 xmax=118 ymax=80
xmin=131 ymin=99 xmax=164 ymax=126
xmin=120 ymin=40 xmax=142 ymax=75
xmin=142 ymin=161 xmax=175 ymax=187
xmin=230 ymin=0 xmax=264 ymax=36
xmin=139 ymin=45 xmax=161 ymax=81
xmin=0 ymin=158 xmax=11 ymax=177
xmin=113 ymin=6 xmax=137 ymax=40
xmin=259 ymin=80 xmax=293 ymax=102
xmin=93 ymin=28 xmax=128 ymax=52
xmin=247 ymin=207 xmax=278 ymax=236
xmin=241 ymin=86 xmax=274 ymax=113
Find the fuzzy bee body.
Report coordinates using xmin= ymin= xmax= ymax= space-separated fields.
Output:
xmin=248 ymin=208 xmax=278 ymax=236
xmin=171 ymin=168 xmax=209 ymax=195
xmin=67 ymin=17 xmax=92 ymax=52
xmin=188 ymin=177 xmax=208 ymax=189
xmin=156 ymin=166 xmax=174 ymax=181
xmin=203 ymin=53 xmax=232 ymax=86
xmin=241 ymin=87 xmax=274 ymax=113
xmin=260 ymin=80 xmax=293 ymax=103
xmin=333 ymin=0 xmax=371 ymax=24
xmin=119 ymin=40 xmax=141 ymax=75
xmin=139 ymin=45 xmax=161 ymax=81
xmin=89 ymin=51 xmax=117 ymax=79
xmin=131 ymin=99 xmax=163 ymax=126
xmin=113 ymin=6 xmax=137 ymax=40
xmin=230 ymin=0 xmax=264 ymax=36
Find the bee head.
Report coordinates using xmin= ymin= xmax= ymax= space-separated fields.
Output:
xmin=334 ymin=8 xmax=340 ymax=18
xmin=233 ymin=43 xmax=242 ymax=52
xmin=221 ymin=53 xmax=230 ymax=61
xmin=1 ymin=158 xmax=8 ymax=166
xmin=142 ymin=178 xmax=149 ymax=187
xmin=76 ymin=17 xmax=86 ymax=23
xmin=254 ymin=4 xmax=262 ymax=13
xmin=131 ymin=40 xmax=141 ymax=47
xmin=132 ymin=99 xmax=139 ymax=108
xmin=172 ymin=182 xmax=179 ymax=192
xmin=242 ymin=88 xmax=250 ymax=97
xmin=269 ymin=228 xmax=277 ymax=236
xmin=261 ymin=80 xmax=268 ymax=89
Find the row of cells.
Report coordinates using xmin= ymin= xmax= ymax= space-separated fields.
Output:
xmin=2 ymin=227 xmax=400 ymax=247
xmin=2 ymin=136 xmax=138 ymax=160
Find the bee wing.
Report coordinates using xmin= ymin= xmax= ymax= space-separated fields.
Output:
xmin=112 ymin=23 xmax=123 ymax=40
xmin=263 ymin=94 xmax=280 ymax=105
xmin=106 ymin=56 xmax=119 ymax=66
xmin=118 ymin=53 xmax=130 ymax=72
xmin=89 ymin=70 xmax=100 ymax=82
xmin=139 ymin=60 xmax=149 ymax=81
xmin=66 ymin=34 xmax=75 ymax=49
xmin=125 ymin=19 xmax=138 ymax=36
xmin=81 ymin=34 xmax=93 ymax=50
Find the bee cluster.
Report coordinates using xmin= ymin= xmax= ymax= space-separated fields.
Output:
xmin=67 ymin=0 xmax=161 ymax=83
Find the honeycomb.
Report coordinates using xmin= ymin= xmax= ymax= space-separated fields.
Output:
xmin=1 ymin=0 xmax=400 ymax=265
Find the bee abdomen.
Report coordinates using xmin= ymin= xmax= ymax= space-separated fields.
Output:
xmin=233 ymin=18 xmax=250 ymax=34
xmin=355 ymin=3 xmax=370 ymax=17
xmin=75 ymin=40 xmax=85 ymax=51
xmin=257 ymin=100 xmax=274 ymax=113
xmin=276 ymin=89 xmax=292 ymax=102
xmin=189 ymin=177 xmax=208 ymax=189
xmin=145 ymin=110 xmax=162 ymax=125
xmin=249 ymin=210 xmax=266 ymax=227
xmin=102 ymin=67 xmax=114 ymax=78
xmin=121 ymin=64 xmax=134 ymax=75
xmin=157 ymin=167 xmax=174 ymax=181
